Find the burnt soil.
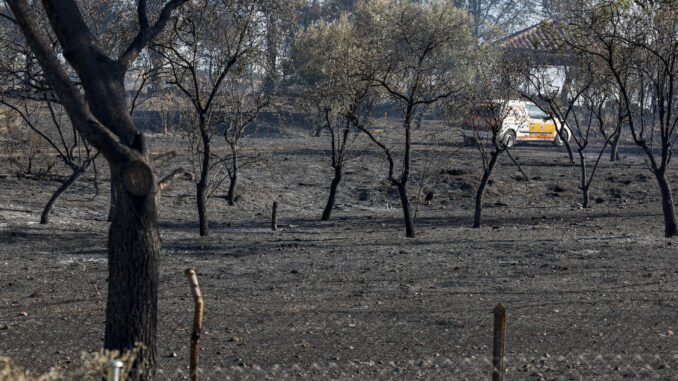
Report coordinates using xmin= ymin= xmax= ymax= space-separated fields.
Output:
xmin=1 ymin=126 xmax=678 ymax=380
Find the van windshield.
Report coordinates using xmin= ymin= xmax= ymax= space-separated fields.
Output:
xmin=470 ymin=105 xmax=500 ymax=118
xmin=526 ymin=104 xmax=549 ymax=120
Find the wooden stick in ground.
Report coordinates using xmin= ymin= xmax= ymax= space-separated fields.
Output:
xmin=185 ymin=268 xmax=204 ymax=381
xmin=493 ymin=303 xmax=506 ymax=381
xmin=271 ymin=201 xmax=278 ymax=231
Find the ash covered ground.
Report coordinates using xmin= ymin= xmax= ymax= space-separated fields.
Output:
xmin=1 ymin=125 xmax=677 ymax=379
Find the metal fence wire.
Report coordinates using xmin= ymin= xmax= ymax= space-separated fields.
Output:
xmin=146 ymin=354 xmax=678 ymax=380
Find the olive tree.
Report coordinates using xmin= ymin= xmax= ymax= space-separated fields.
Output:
xmin=466 ymin=52 xmax=526 ymax=228
xmin=0 ymin=94 xmax=100 ymax=223
xmin=217 ymin=67 xmax=271 ymax=206
xmin=521 ymin=54 xmax=620 ymax=209
xmin=290 ymin=15 xmax=377 ymax=221
xmin=352 ymin=0 xmax=478 ymax=237
xmin=3 ymin=0 xmax=190 ymax=378
xmin=0 ymin=13 xmax=103 ymax=224
xmin=561 ymin=0 xmax=678 ymax=237
xmin=156 ymin=0 xmax=287 ymax=236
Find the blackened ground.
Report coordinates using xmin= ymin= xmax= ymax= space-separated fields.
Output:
xmin=1 ymin=127 xmax=677 ymax=379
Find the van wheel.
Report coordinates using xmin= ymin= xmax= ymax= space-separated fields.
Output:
xmin=463 ymin=136 xmax=475 ymax=146
xmin=554 ymin=130 xmax=568 ymax=146
xmin=500 ymin=131 xmax=516 ymax=149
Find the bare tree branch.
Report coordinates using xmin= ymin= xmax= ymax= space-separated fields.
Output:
xmin=5 ymin=0 xmax=130 ymax=161
xmin=118 ymin=0 xmax=190 ymax=68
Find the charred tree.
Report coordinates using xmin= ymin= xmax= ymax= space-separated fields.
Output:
xmin=473 ymin=150 xmax=500 ymax=228
xmin=196 ymin=115 xmax=210 ymax=236
xmin=156 ymin=0 xmax=277 ymax=236
xmin=0 ymin=95 xmax=99 ymax=225
xmin=609 ymin=129 xmax=621 ymax=161
xmin=321 ymin=114 xmax=352 ymax=221
xmin=40 ymin=155 xmax=96 ymax=224
xmin=226 ymin=142 xmax=238 ymax=206
xmin=322 ymin=164 xmax=342 ymax=221
xmin=561 ymin=0 xmax=678 ymax=237
xmin=6 ymin=1 xmax=190 ymax=379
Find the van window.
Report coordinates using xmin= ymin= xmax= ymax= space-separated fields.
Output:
xmin=526 ymin=104 xmax=549 ymax=120
xmin=471 ymin=104 xmax=500 ymax=118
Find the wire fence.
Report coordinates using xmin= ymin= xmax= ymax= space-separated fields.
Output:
xmin=149 ymin=354 xmax=678 ymax=380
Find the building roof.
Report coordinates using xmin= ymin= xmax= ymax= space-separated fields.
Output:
xmin=499 ymin=20 xmax=576 ymax=66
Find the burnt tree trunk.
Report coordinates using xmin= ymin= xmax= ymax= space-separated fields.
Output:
xmin=322 ymin=164 xmax=342 ymax=221
xmin=6 ymin=1 xmax=190 ymax=380
xmin=227 ymin=143 xmax=238 ymax=206
xmin=197 ymin=116 xmax=210 ymax=236
xmin=40 ymin=164 xmax=88 ymax=224
xmin=107 ymin=177 xmax=117 ymax=222
xmin=397 ymin=182 xmax=415 ymax=238
xmin=562 ymin=132 xmax=575 ymax=163
xmin=610 ymin=130 xmax=621 ymax=161
xmin=474 ymin=151 xmax=500 ymax=228
xmin=579 ymin=150 xmax=590 ymax=208
xmin=226 ymin=173 xmax=237 ymax=206
xmin=105 ymin=172 xmax=160 ymax=379
xmin=398 ymin=107 xmax=415 ymax=238
xmin=655 ymin=170 xmax=678 ymax=237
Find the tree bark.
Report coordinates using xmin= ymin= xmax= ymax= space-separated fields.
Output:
xmin=321 ymin=164 xmax=342 ymax=221
xmin=105 ymin=173 xmax=160 ymax=380
xmin=226 ymin=173 xmax=237 ymax=206
xmin=474 ymin=151 xmax=500 ymax=228
xmin=398 ymin=106 xmax=415 ymax=238
xmin=107 ymin=177 xmax=117 ymax=222
xmin=5 ymin=1 xmax=189 ymax=379
xmin=197 ymin=181 xmax=208 ymax=236
xmin=40 ymin=166 xmax=87 ymax=224
xmin=579 ymin=150 xmax=589 ymax=208
xmin=227 ymin=143 xmax=238 ymax=206
xmin=655 ymin=170 xmax=678 ymax=237
xmin=397 ymin=182 xmax=415 ymax=238
xmin=197 ymin=116 xmax=210 ymax=236
xmin=610 ymin=130 xmax=621 ymax=161
xmin=562 ymin=132 xmax=575 ymax=163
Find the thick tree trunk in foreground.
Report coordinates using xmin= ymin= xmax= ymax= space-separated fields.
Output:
xmin=474 ymin=152 xmax=500 ymax=228
xmin=321 ymin=164 xmax=342 ymax=221
xmin=106 ymin=175 xmax=160 ymax=379
xmin=6 ymin=1 xmax=189 ymax=379
xmin=397 ymin=182 xmax=415 ymax=238
xmin=40 ymin=166 xmax=87 ymax=224
xmin=107 ymin=178 xmax=117 ymax=222
xmin=655 ymin=171 xmax=678 ymax=237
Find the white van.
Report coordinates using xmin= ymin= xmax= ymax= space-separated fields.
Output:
xmin=461 ymin=100 xmax=571 ymax=148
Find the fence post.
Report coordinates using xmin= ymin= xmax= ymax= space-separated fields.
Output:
xmin=271 ymin=201 xmax=278 ymax=231
xmin=105 ymin=360 xmax=123 ymax=381
xmin=493 ymin=303 xmax=506 ymax=381
xmin=185 ymin=268 xmax=204 ymax=381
